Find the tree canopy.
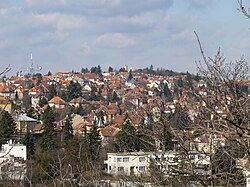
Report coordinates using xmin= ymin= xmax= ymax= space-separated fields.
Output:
xmin=0 ymin=111 xmax=16 ymax=147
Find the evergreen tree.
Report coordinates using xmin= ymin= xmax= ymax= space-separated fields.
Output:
xmin=74 ymin=105 xmax=85 ymax=116
xmin=33 ymin=73 xmax=43 ymax=86
xmin=97 ymin=88 xmax=105 ymax=101
xmin=22 ymin=131 xmax=35 ymax=159
xmin=186 ymin=72 xmax=193 ymax=90
xmin=149 ymin=64 xmax=154 ymax=72
xmin=163 ymin=83 xmax=173 ymax=102
xmin=47 ymin=84 xmax=57 ymax=101
xmin=46 ymin=71 xmax=52 ymax=76
xmin=138 ymin=116 xmax=155 ymax=151
xmin=176 ymin=78 xmax=184 ymax=87
xmin=67 ymin=81 xmax=82 ymax=101
xmin=161 ymin=127 xmax=174 ymax=151
xmin=81 ymin=67 xmax=89 ymax=73
xmin=38 ymin=97 xmax=48 ymax=107
xmin=170 ymin=103 xmax=192 ymax=130
xmin=158 ymin=112 xmax=174 ymax=151
xmin=114 ymin=114 xmax=139 ymax=152
xmin=119 ymin=67 xmax=127 ymax=72
xmin=127 ymin=69 xmax=133 ymax=81
xmin=90 ymin=66 xmax=97 ymax=73
xmin=108 ymin=66 xmax=114 ymax=73
xmin=90 ymin=85 xmax=98 ymax=101
xmin=40 ymin=106 xmax=57 ymax=152
xmin=15 ymin=91 xmax=19 ymax=100
xmin=112 ymin=91 xmax=120 ymax=102
xmin=0 ymin=111 xmax=16 ymax=147
xmin=86 ymin=122 xmax=102 ymax=161
xmin=97 ymin=65 xmax=102 ymax=75
xmin=63 ymin=115 xmax=73 ymax=143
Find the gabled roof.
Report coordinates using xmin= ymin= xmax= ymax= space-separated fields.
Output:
xmin=69 ymin=97 xmax=91 ymax=105
xmin=15 ymin=114 xmax=37 ymax=122
xmin=100 ymin=125 xmax=119 ymax=137
xmin=29 ymin=84 xmax=49 ymax=93
xmin=48 ymin=96 xmax=67 ymax=105
xmin=73 ymin=121 xmax=93 ymax=131
xmin=0 ymin=84 xmax=15 ymax=93
xmin=112 ymin=115 xmax=125 ymax=125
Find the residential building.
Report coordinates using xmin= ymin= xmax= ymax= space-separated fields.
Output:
xmin=0 ymin=140 xmax=27 ymax=180
xmin=104 ymin=151 xmax=210 ymax=177
xmin=15 ymin=114 xmax=37 ymax=133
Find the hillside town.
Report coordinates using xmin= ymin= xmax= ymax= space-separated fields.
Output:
xmin=0 ymin=65 xmax=249 ymax=186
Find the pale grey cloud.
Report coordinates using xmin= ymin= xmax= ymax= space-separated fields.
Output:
xmin=187 ymin=0 xmax=217 ymax=9
xmin=24 ymin=0 xmax=174 ymax=17
xmin=0 ymin=0 xmax=247 ymax=75
xmin=95 ymin=33 xmax=136 ymax=48
xmin=34 ymin=13 xmax=88 ymax=31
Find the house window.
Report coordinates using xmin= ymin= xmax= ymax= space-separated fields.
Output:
xmin=117 ymin=157 xmax=122 ymax=162
xmin=139 ymin=166 xmax=145 ymax=171
xmin=118 ymin=167 xmax=124 ymax=172
xmin=139 ymin=157 xmax=145 ymax=162
xmin=123 ymin=157 xmax=129 ymax=162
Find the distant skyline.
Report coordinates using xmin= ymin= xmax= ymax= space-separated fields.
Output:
xmin=1 ymin=0 xmax=250 ymax=76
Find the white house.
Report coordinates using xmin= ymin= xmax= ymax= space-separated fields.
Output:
xmin=104 ymin=152 xmax=151 ymax=176
xmin=104 ymin=151 xmax=179 ymax=176
xmin=0 ymin=140 xmax=27 ymax=180
xmin=15 ymin=114 xmax=37 ymax=133
xmin=104 ymin=151 xmax=210 ymax=177
xmin=0 ymin=140 xmax=27 ymax=162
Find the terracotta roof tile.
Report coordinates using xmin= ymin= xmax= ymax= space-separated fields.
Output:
xmin=100 ymin=125 xmax=119 ymax=137
xmin=48 ymin=96 xmax=67 ymax=105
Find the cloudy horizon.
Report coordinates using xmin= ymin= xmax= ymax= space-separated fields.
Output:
xmin=0 ymin=0 xmax=250 ymax=76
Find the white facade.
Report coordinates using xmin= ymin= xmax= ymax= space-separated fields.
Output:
xmin=104 ymin=151 xmax=178 ymax=176
xmin=0 ymin=140 xmax=27 ymax=180
xmin=0 ymin=140 xmax=27 ymax=163
xmin=104 ymin=151 xmax=210 ymax=176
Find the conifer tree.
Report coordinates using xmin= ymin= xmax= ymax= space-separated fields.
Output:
xmin=47 ymin=84 xmax=57 ymax=101
xmin=67 ymin=81 xmax=82 ymax=101
xmin=74 ymin=104 xmax=85 ymax=116
xmin=0 ymin=111 xmax=16 ymax=147
xmin=40 ymin=106 xmax=57 ymax=152
xmin=127 ymin=69 xmax=133 ymax=81
xmin=63 ymin=115 xmax=73 ymax=143
xmin=115 ymin=114 xmax=139 ymax=152
xmin=23 ymin=131 xmax=35 ymax=159
xmin=112 ymin=91 xmax=120 ymax=102
xmin=86 ymin=121 xmax=102 ymax=161
xmin=170 ymin=103 xmax=192 ymax=130
xmin=108 ymin=66 xmax=114 ymax=73
xmin=163 ymin=83 xmax=173 ymax=102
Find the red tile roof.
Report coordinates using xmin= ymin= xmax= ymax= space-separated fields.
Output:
xmin=48 ymin=96 xmax=67 ymax=105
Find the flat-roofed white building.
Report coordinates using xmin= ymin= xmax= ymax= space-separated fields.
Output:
xmin=104 ymin=151 xmax=178 ymax=176
xmin=0 ymin=140 xmax=26 ymax=162
xmin=0 ymin=140 xmax=27 ymax=180
xmin=104 ymin=151 xmax=211 ymax=176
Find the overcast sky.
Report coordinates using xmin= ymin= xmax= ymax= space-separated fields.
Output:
xmin=1 ymin=0 xmax=250 ymax=75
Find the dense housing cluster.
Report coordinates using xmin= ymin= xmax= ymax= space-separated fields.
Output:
xmin=0 ymin=65 xmax=249 ymax=186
